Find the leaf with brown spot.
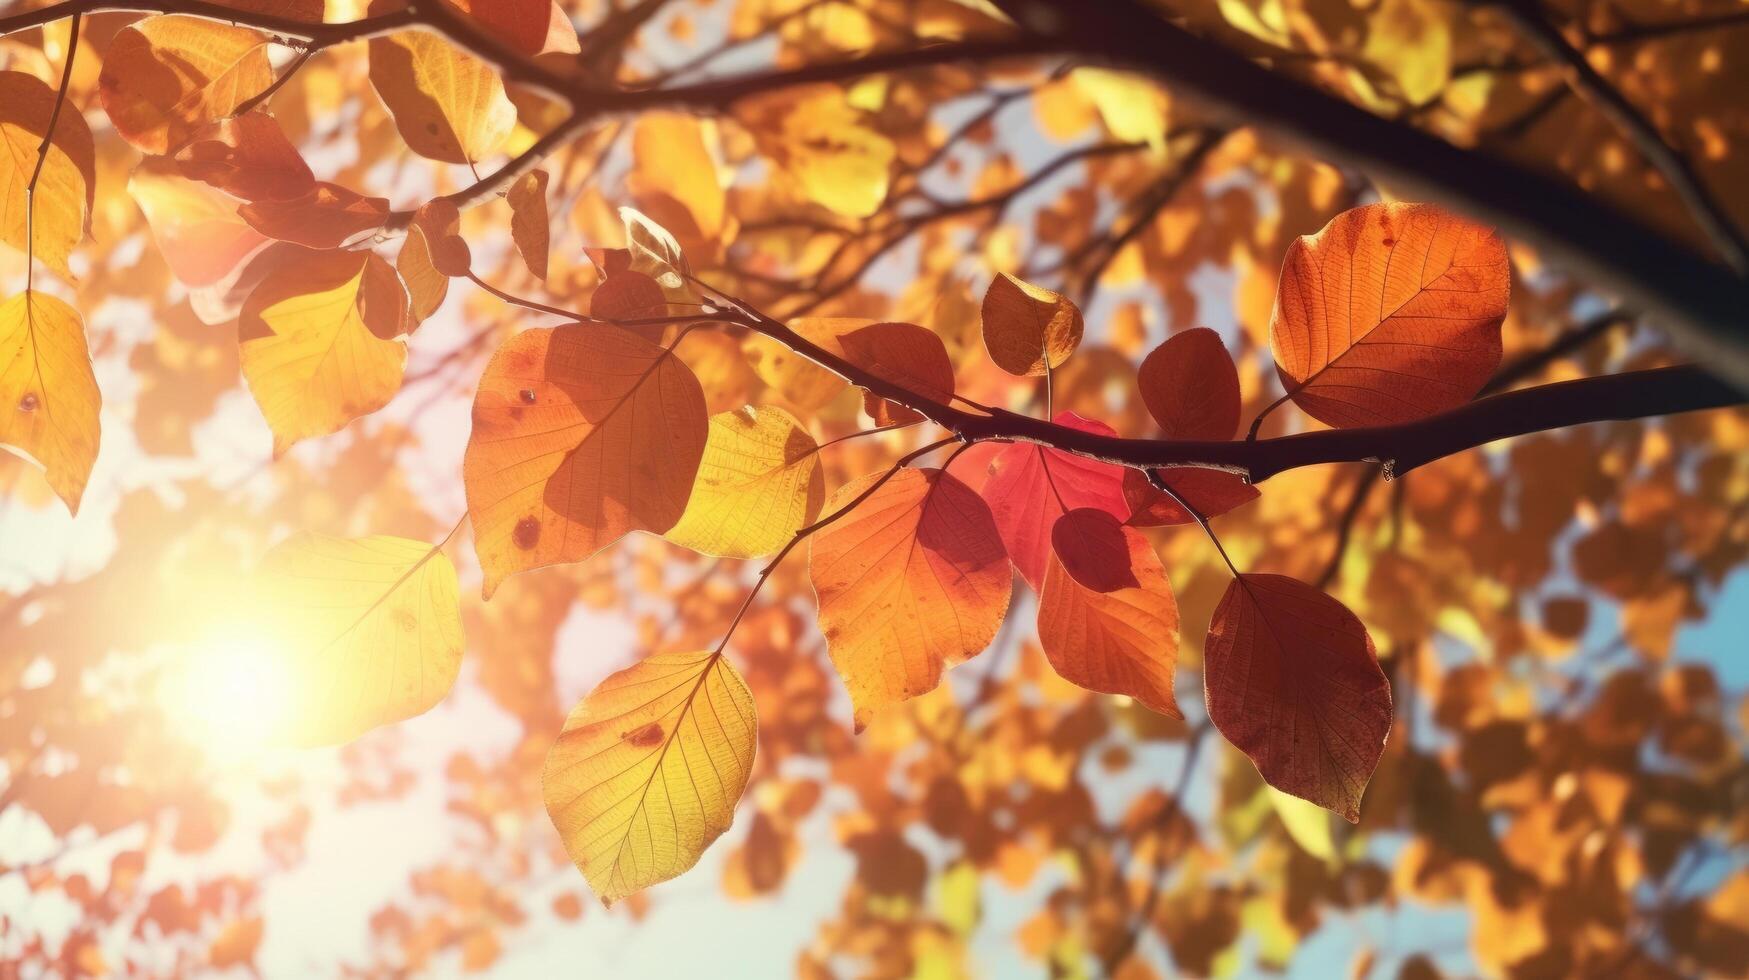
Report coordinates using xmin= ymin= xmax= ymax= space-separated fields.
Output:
xmin=1138 ymin=327 xmax=1241 ymax=440
xmin=981 ymin=273 xmax=1083 ymax=377
xmin=1205 ymin=574 xmax=1392 ymax=821
xmin=508 ymin=169 xmax=550 ymax=280
xmin=368 ymin=28 xmax=517 ymax=164
xmin=1037 ymin=509 xmax=1182 ymax=717
xmin=543 ymin=651 xmax=756 ymax=905
xmin=0 ymin=292 xmax=99 ymax=514
xmin=463 ymin=325 xmax=707 ymax=597
xmin=809 ymin=467 xmax=1011 ymax=729
xmin=1271 ymin=202 xmax=1509 ymax=427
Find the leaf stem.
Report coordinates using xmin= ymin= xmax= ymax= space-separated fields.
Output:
xmin=1146 ymin=469 xmax=1241 ymax=579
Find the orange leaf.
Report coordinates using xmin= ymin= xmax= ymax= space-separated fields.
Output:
xmin=1137 ymin=327 xmax=1240 ymax=440
xmin=981 ymin=273 xmax=1083 ymax=377
xmin=450 ymin=0 xmax=578 ymax=56
xmin=809 ymin=467 xmax=1011 ymax=729
xmin=129 ymin=158 xmax=271 ymax=289
xmin=98 ymin=16 xmax=273 ymax=154
xmin=239 ymin=182 xmax=390 ymax=249
xmin=463 ymin=326 xmax=707 ymax=597
xmin=1204 ymin=574 xmax=1392 ymax=821
xmin=508 ymin=169 xmax=550 ymax=280
xmin=984 ymin=411 xmax=1127 ymax=589
xmin=173 ymin=112 xmax=315 ymax=202
xmin=397 ymin=201 xmax=464 ymax=323
xmin=1122 ymin=468 xmax=1258 ymax=527
xmin=1038 ymin=509 xmax=1182 ymax=717
xmin=368 ymin=27 xmax=517 ymax=164
xmin=838 ymin=322 xmax=955 ymax=426
xmin=1271 ymin=202 xmax=1509 ymax=427
xmin=591 ymin=271 xmax=667 ymax=320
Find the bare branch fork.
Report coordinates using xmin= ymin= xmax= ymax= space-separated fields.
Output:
xmin=6 ymin=0 xmax=1749 ymax=384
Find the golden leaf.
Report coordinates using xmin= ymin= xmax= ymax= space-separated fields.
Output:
xmin=543 ymin=651 xmax=756 ymax=904
xmin=666 ymin=405 xmax=825 ymax=559
xmin=258 ymin=533 xmax=463 ymax=746
xmin=368 ymin=29 xmax=517 ymax=164
xmin=0 ymin=291 xmax=99 ymax=514
xmin=238 ymin=249 xmax=409 ymax=455
xmin=0 ymin=71 xmax=96 ymax=281
xmin=980 ymin=273 xmax=1084 ymax=377
xmin=97 ymin=16 xmax=273 ymax=154
xmin=508 ymin=169 xmax=550 ymax=280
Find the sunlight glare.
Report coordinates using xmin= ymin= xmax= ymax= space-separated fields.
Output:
xmin=160 ymin=623 xmax=299 ymax=759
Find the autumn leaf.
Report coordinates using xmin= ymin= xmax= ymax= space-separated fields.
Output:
xmin=257 ymin=533 xmax=463 ymax=746
xmin=1037 ymin=509 xmax=1182 ymax=717
xmin=809 ymin=467 xmax=1010 ymax=729
xmin=1 ymin=71 xmax=96 ymax=280
xmin=173 ymin=112 xmax=315 ymax=202
xmin=398 ymin=201 xmax=465 ymax=323
xmin=508 ymin=169 xmax=550 ymax=280
xmin=983 ymin=411 xmax=1127 ymax=589
xmin=1122 ymin=467 xmax=1258 ymax=526
xmin=368 ymin=28 xmax=517 ymax=164
xmin=744 ymin=86 xmax=893 ymax=219
xmin=666 ymin=406 xmax=824 ymax=559
xmin=238 ymin=249 xmax=409 ymax=455
xmin=837 ymin=322 xmax=955 ymax=425
xmin=743 ymin=317 xmax=859 ymax=412
xmin=129 ymin=158 xmax=271 ymax=289
xmin=448 ymin=0 xmax=578 ymax=55
xmin=0 ymin=291 xmax=99 ymax=514
xmin=981 ymin=273 xmax=1084 ymax=377
xmin=98 ymin=16 xmax=273 ymax=154
xmin=239 ymin=182 xmax=391 ymax=249
xmin=1137 ymin=327 xmax=1240 ymax=440
xmin=1204 ymin=574 xmax=1392 ymax=821
xmin=463 ymin=325 xmax=707 ymax=597
xmin=590 ymin=270 xmax=668 ymax=321
xmin=629 ymin=113 xmax=728 ymax=257
xmin=1271 ymin=202 xmax=1509 ymax=427
xmin=543 ymin=651 xmax=756 ymax=904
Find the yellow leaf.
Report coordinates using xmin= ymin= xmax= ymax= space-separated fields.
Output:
xmin=1070 ymin=68 xmax=1170 ymax=151
xmin=97 ymin=16 xmax=273 ymax=154
xmin=809 ymin=467 xmax=1011 ymax=729
xmin=0 ymin=71 xmax=96 ymax=281
xmin=368 ymin=29 xmax=516 ymax=164
xmin=0 ymin=292 xmax=99 ymax=514
xmin=1267 ymin=785 xmax=1336 ymax=861
xmin=1364 ymin=0 xmax=1453 ymax=105
xmin=751 ymin=86 xmax=893 ymax=219
xmin=508 ymin=169 xmax=550 ymax=280
xmin=256 ymin=534 xmax=463 ymax=746
xmin=543 ymin=650 xmax=756 ymax=904
xmin=666 ymin=405 xmax=825 ymax=559
xmin=980 ymin=273 xmax=1084 ymax=377
xmin=1214 ymin=0 xmax=1292 ymax=47
xmin=629 ymin=113 xmax=727 ymax=253
xmin=742 ymin=317 xmax=857 ymax=412
xmin=239 ymin=250 xmax=409 ymax=455
xmin=463 ymin=325 xmax=707 ymax=597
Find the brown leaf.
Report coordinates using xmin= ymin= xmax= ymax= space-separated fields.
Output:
xmin=1137 ymin=327 xmax=1240 ymax=440
xmin=981 ymin=273 xmax=1083 ymax=377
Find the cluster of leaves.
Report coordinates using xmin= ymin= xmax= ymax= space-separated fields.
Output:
xmin=3 ymin=0 xmax=1748 ymax=975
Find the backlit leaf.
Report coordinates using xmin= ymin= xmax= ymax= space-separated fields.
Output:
xmin=508 ymin=169 xmax=550 ymax=280
xmin=449 ymin=0 xmax=576 ymax=56
xmin=1071 ymin=68 xmax=1170 ymax=151
xmin=463 ymin=325 xmax=707 ymax=597
xmin=0 ymin=292 xmax=99 ymax=514
xmin=239 ymin=182 xmax=391 ymax=249
xmin=173 ymin=112 xmax=315 ymax=202
xmin=1037 ymin=509 xmax=1182 ymax=717
xmin=1137 ymin=327 xmax=1240 ymax=440
xmin=397 ymin=201 xmax=465 ymax=323
xmin=257 ymin=533 xmax=463 ymax=746
xmin=543 ymin=651 xmax=756 ymax=904
xmin=368 ymin=28 xmax=517 ymax=164
xmin=666 ymin=406 xmax=824 ymax=559
xmin=1268 ymin=786 xmax=1336 ymax=861
xmin=1271 ymin=202 xmax=1509 ymax=427
xmin=239 ymin=249 xmax=409 ymax=455
xmin=838 ymin=322 xmax=955 ymax=425
xmin=98 ymin=16 xmax=272 ymax=154
xmin=1122 ymin=468 xmax=1259 ymax=527
xmin=1 ymin=71 xmax=96 ymax=280
xmin=129 ymin=158 xmax=271 ymax=289
xmin=809 ymin=467 xmax=1010 ymax=729
xmin=746 ymin=86 xmax=893 ymax=219
xmin=983 ymin=411 xmax=1127 ymax=589
xmin=629 ymin=113 xmax=727 ymax=256
xmin=981 ymin=273 xmax=1084 ymax=377
xmin=1205 ymin=574 xmax=1392 ymax=821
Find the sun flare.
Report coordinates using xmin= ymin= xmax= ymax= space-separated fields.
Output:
xmin=159 ymin=624 xmax=298 ymax=758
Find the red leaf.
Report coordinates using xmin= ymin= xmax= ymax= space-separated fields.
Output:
xmin=982 ymin=411 xmax=1127 ymax=589
xmin=1122 ymin=468 xmax=1259 ymax=527
xmin=1204 ymin=574 xmax=1392 ymax=821
xmin=239 ymin=182 xmax=390 ymax=249
xmin=173 ymin=112 xmax=315 ymax=202
xmin=1038 ymin=509 xmax=1182 ymax=717
xmin=1137 ymin=327 xmax=1240 ymax=440
xmin=838 ymin=322 xmax=955 ymax=426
